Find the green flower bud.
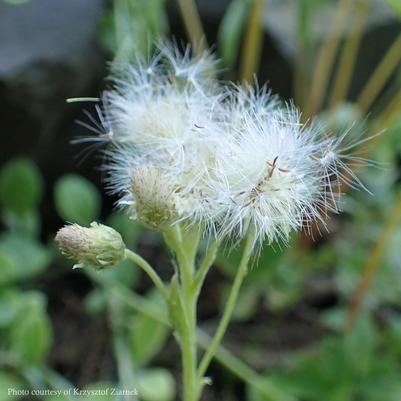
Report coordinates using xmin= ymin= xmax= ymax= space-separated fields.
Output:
xmin=55 ymin=222 xmax=126 ymax=270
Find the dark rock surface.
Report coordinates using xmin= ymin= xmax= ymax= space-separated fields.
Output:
xmin=0 ymin=0 xmax=105 ymax=162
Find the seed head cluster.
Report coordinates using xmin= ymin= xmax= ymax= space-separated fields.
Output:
xmin=86 ymin=44 xmax=365 ymax=247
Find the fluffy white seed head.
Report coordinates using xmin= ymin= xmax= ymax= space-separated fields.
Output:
xmin=193 ymin=107 xmax=335 ymax=245
xmin=129 ymin=165 xmax=179 ymax=229
xmin=79 ymin=43 xmax=369 ymax=247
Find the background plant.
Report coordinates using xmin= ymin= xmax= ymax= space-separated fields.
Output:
xmin=1 ymin=0 xmax=401 ymax=400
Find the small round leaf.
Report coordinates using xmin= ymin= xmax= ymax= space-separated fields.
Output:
xmin=54 ymin=175 xmax=101 ymax=225
xmin=0 ymin=158 xmax=43 ymax=215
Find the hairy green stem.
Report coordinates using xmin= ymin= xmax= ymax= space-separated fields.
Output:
xmin=164 ymin=225 xmax=199 ymax=401
xmin=197 ymin=233 xmax=254 ymax=389
xmin=193 ymin=241 xmax=219 ymax=296
xmin=164 ymin=225 xmax=192 ymax=285
xmin=115 ymin=287 xmax=295 ymax=401
xmin=125 ymin=249 xmax=168 ymax=300
xmin=124 ymin=227 xmax=260 ymax=401
xmin=181 ymin=290 xmax=197 ymax=401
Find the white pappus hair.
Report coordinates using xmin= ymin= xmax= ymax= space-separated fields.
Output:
xmin=78 ymin=42 xmax=370 ymax=248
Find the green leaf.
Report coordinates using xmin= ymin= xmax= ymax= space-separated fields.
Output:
xmin=264 ymin=317 xmax=380 ymax=401
xmin=384 ymin=0 xmax=401 ymax=19
xmin=129 ymin=289 xmax=169 ymax=367
xmin=9 ymin=293 xmax=52 ymax=365
xmin=264 ymin=336 xmax=357 ymax=401
xmin=54 ymin=175 xmax=101 ymax=225
xmin=100 ymin=0 xmax=168 ymax=61
xmin=0 ymin=234 xmax=51 ymax=283
xmin=9 ymin=311 xmax=52 ymax=365
xmin=385 ymin=316 xmax=401 ymax=357
xmin=0 ymin=373 xmax=26 ymax=401
xmin=0 ymin=290 xmax=23 ymax=327
xmin=218 ymin=0 xmax=251 ymax=67
xmin=0 ymin=252 xmax=18 ymax=285
xmin=137 ymin=368 xmax=175 ymax=401
xmin=167 ymin=275 xmax=185 ymax=333
xmin=1 ymin=208 xmax=41 ymax=238
xmin=343 ymin=315 xmax=377 ymax=378
xmin=297 ymin=0 xmax=329 ymax=46
xmin=98 ymin=12 xmax=116 ymax=56
xmin=359 ymin=358 xmax=401 ymax=401
xmin=0 ymin=158 xmax=43 ymax=215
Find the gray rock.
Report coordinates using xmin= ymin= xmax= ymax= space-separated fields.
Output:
xmin=0 ymin=0 xmax=104 ymax=159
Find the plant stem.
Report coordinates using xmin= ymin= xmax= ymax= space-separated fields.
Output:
xmin=112 ymin=323 xmax=139 ymax=401
xmin=240 ymin=0 xmax=265 ymax=83
xmin=182 ymin=226 xmax=202 ymax=274
xmin=180 ymin=284 xmax=198 ymax=401
xmin=329 ymin=0 xmax=369 ymax=108
xmin=304 ymin=0 xmax=353 ymax=117
xmin=125 ymin=249 xmax=168 ymax=300
xmin=197 ymin=233 xmax=254 ymax=387
xmin=116 ymin=288 xmax=296 ymax=401
xmin=179 ymin=238 xmax=197 ymax=401
xmin=194 ymin=241 xmax=219 ymax=296
xmin=164 ymin=225 xmax=199 ymax=401
xmin=356 ymin=32 xmax=401 ymax=114
xmin=346 ymin=193 xmax=401 ymax=329
xmin=376 ymin=89 xmax=401 ymax=128
xmin=294 ymin=1 xmax=311 ymax=108
xmin=164 ymin=225 xmax=193 ymax=287
xmin=177 ymin=0 xmax=207 ymax=54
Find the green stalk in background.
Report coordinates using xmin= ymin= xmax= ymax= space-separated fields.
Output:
xmin=177 ymin=0 xmax=207 ymax=54
xmin=346 ymin=193 xmax=401 ymax=329
xmin=304 ymin=0 xmax=353 ymax=117
xmin=356 ymin=32 xmax=401 ymax=115
xmin=197 ymin=233 xmax=254 ymax=388
xmin=240 ymin=0 xmax=265 ymax=83
xmin=294 ymin=0 xmax=312 ymax=108
xmin=329 ymin=0 xmax=369 ymax=108
xmin=218 ymin=0 xmax=252 ymax=69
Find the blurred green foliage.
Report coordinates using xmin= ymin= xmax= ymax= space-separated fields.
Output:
xmin=218 ymin=0 xmax=251 ymax=67
xmin=385 ymin=0 xmax=401 ymax=18
xmin=252 ymin=316 xmax=401 ymax=401
xmin=54 ymin=175 xmax=100 ymax=226
xmin=1 ymin=0 xmax=401 ymax=400
xmin=0 ymin=159 xmax=176 ymax=401
xmin=99 ymin=0 xmax=169 ymax=62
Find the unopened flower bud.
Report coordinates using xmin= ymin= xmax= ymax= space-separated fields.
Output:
xmin=55 ymin=222 xmax=126 ymax=270
xmin=131 ymin=166 xmax=178 ymax=230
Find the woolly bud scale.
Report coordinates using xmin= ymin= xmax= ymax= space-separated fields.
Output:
xmin=55 ymin=222 xmax=126 ymax=270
